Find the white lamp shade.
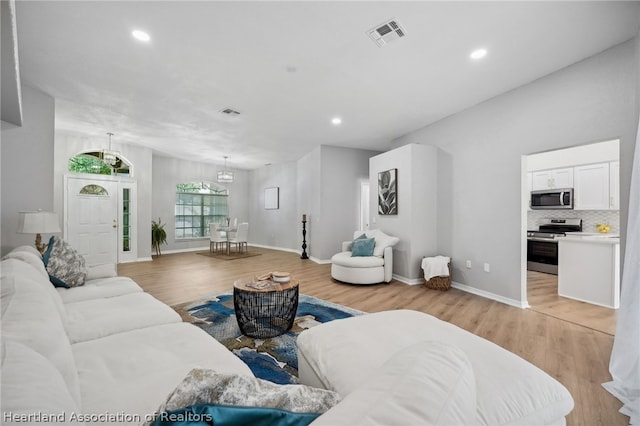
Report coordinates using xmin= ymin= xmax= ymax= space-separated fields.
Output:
xmin=17 ymin=211 xmax=61 ymax=234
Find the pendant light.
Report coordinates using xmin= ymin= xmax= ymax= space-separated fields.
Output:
xmin=217 ymin=156 xmax=234 ymax=183
xmin=101 ymin=132 xmax=120 ymax=166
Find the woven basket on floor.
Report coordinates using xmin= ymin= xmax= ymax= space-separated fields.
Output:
xmin=424 ymin=262 xmax=451 ymax=291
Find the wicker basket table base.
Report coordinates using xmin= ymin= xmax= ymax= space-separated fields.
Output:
xmin=233 ymin=277 xmax=299 ymax=338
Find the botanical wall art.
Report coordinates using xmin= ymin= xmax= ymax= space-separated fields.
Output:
xmin=378 ymin=168 xmax=397 ymax=215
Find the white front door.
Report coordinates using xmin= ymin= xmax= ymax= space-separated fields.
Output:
xmin=66 ymin=177 xmax=118 ymax=266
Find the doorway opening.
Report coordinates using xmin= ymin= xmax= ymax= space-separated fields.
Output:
xmin=521 ymin=139 xmax=619 ymax=334
xmin=360 ymin=180 xmax=370 ymax=231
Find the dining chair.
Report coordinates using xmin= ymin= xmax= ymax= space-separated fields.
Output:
xmin=209 ymin=223 xmax=227 ymax=253
xmin=228 ymin=222 xmax=249 ymax=253
xmin=227 ymin=217 xmax=240 ymax=239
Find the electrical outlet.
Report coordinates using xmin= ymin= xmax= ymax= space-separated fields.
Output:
xmin=484 ymin=263 xmax=490 ymax=273
xmin=465 ymin=260 xmax=472 ymax=269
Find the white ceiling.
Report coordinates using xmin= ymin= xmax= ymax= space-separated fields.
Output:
xmin=14 ymin=1 xmax=640 ymax=170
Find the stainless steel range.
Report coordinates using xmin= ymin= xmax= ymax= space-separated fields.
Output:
xmin=527 ymin=218 xmax=582 ymax=275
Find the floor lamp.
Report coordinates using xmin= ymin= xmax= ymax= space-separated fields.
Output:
xmin=17 ymin=210 xmax=61 ymax=254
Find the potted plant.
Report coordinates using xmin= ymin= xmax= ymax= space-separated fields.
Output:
xmin=151 ymin=218 xmax=167 ymax=257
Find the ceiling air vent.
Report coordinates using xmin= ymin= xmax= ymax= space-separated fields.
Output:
xmin=367 ymin=19 xmax=406 ymax=47
xmin=219 ymin=108 xmax=240 ymax=116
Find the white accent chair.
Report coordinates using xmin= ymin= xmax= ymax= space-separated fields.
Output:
xmin=331 ymin=229 xmax=399 ymax=285
xmin=228 ymin=222 xmax=249 ymax=253
xmin=209 ymin=223 xmax=227 ymax=253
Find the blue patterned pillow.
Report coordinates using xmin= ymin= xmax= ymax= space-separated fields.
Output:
xmin=44 ymin=237 xmax=87 ymax=288
xmin=146 ymin=369 xmax=340 ymax=426
xmin=351 ymin=237 xmax=375 ymax=257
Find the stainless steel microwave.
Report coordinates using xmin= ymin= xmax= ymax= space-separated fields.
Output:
xmin=530 ymin=188 xmax=574 ymax=209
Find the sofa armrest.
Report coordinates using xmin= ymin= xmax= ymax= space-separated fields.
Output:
xmin=341 ymin=241 xmax=352 ymax=252
xmin=86 ymin=263 xmax=118 ymax=280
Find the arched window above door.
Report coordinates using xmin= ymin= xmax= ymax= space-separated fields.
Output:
xmin=68 ymin=152 xmax=131 ymax=176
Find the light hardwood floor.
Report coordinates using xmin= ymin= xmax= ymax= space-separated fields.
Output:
xmin=118 ymin=247 xmax=627 ymax=425
xmin=527 ymin=270 xmax=617 ymax=335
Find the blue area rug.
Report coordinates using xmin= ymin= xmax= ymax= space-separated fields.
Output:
xmin=173 ymin=294 xmax=363 ymax=384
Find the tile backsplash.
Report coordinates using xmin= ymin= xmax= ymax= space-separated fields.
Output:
xmin=527 ymin=210 xmax=620 ymax=234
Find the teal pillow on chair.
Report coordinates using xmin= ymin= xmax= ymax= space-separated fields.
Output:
xmin=351 ymin=238 xmax=375 ymax=257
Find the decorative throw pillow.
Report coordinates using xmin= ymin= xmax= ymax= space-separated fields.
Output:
xmin=43 ymin=237 xmax=87 ymax=288
xmin=145 ymin=369 xmax=340 ymax=426
xmin=369 ymin=230 xmax=400 ymax=257
xmin=351 ymin=237 xmax=375 ymax=257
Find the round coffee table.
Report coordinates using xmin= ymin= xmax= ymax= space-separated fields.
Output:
xmin=233 ymin=277 xmax=299 ymax=338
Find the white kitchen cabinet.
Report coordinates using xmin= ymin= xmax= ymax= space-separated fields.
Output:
xmin=558 ymin=236 xmax=620 ymax=309
xmin=609 ymin=161 xmax=620 ymax=210
xmin=574 ymin=163 xmax=610 ymax=210
xmin=531 ymin=167 xmax=573 ymax=190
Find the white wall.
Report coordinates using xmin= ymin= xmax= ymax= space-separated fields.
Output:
xmin=318 ymin=146 xmax=379 ymax=261
xmin=1 ymin=86 xmax=55 ymax=254
xmin=392 ymin=40 xmax=637 ymax=303
xmin=369 ymin=144 xmax=439 ymax=281
xmin=297 ymin=147 xmax=321 ymax=258
xmin=151 ymin=155 xmax=250 ymax=253
xmin=248 ymin=145 xmax=378 ymax=261
xmin=248 ymin=161 xmax=298 ymax=251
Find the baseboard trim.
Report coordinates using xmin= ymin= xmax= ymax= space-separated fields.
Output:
xmin=393 ymin=274 xmax=423 ymax=285
xmin=160 ymin=246 xmax=209 ymax=255
xmin=451 ymin=281 xmax=528 ymax=309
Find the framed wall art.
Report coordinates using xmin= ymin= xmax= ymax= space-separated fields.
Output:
xmin=264 ymin=187 xmax=279 ymax=210
xmin=378 ymin=169 xmax=397 ymax=215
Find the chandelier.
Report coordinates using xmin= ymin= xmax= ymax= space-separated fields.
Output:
xmin=101 ymin=132 xmax=120 ymax=166
xmin=217 ymin=156 xmax=234 ymax=183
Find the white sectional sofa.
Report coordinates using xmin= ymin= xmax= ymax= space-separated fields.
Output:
xmin=298 ymin=310 xmax=575 ymax=425
xmin=1 ymin=246 xmax=253 ymax=425
xmin=2 ymin=244 xmax=574 ymax=426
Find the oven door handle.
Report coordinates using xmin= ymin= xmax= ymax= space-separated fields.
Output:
xmin=527 ymin=237 xmax=559 ymax=243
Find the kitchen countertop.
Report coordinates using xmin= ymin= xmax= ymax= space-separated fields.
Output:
xmin=561 ymin=232 xmax=620 ymax=244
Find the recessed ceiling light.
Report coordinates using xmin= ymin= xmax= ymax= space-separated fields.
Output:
xmin=470 ymin=48 xmax=487 ymax=60
xmin=331 ymin=117 xmax=342 ymax=126
xmin=132 ymin=30 xmax=151 ymax=42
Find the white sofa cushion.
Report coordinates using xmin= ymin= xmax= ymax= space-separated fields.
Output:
xmin=56 ymin=276 xmax=142 ymax=303
xmin=312 ymin=341 xmax=477 ymax=426
xmin=2 ymin=247 xmax=48 ymax=280
xmin=297 ymin=309 xmax=574 ymax=425
xmin=85 ymin=263 xmax=118 ymax=280
xmin=1 ymin=258 xmax=68 ymax=320
xmin=354 ymin=229 xmax=400 ymax=257
xmin=64 ymin=292 xmax=181 ymax=343
xmin=1 ymin=340 xmax=83 ymax=425
xmin=72 ymin=322 xmax=254 ymax=424
xmin=331 ymin=251 xmax=384 ymax=268
xmin=1 ymin=273 xmax=81 ymax=407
